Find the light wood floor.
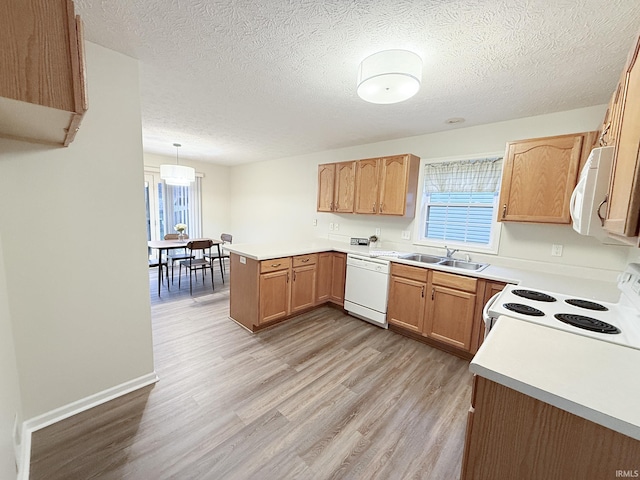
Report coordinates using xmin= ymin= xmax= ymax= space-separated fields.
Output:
xmin=30 ymin=265 xmax=473 ymax=479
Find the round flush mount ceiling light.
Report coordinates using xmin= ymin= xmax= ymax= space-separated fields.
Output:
xmin=357 ymin=49 xmax=422 ymax=104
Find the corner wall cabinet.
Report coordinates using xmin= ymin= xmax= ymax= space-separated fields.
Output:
xmin=230 ymin=252 xmax=344 ymax=332
xmin=460 ymin=376 xmax=640 ymax=479
xmin=602 ymin=32 xmax=640 ymax=240
xmin=387 ymin=263 xmax=502 ymax=358
xmin=317 ymin=154 xmax=420 ymax=218
xmin=0 ymin=0 xmax=88 ymax=146
xmin=498 ymin=132 xmax=597 ymax=224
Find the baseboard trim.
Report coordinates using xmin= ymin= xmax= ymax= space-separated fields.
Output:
xmin=17 ymin=371 xmax=159 ymax=480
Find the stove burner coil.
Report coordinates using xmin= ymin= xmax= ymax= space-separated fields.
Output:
xmin=554 ymin=314 xmax=620 ymax=334
xmin=503 ymin=303 xmax=545 ymax=316
xmin=564 ymin=299 xmax=608 ymax=311
xmin=512 ymin=289 xmax=556 ymax=302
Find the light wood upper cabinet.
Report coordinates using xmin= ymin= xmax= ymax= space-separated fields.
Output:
xmin=354 ymin=154 xmax=420 ymax=217
xmin=604 ymin=32 xmax=640 ymax=239
xmin=498 ymin=133 xmax=591 ymax=224
xmin=354 ymin=158 xmax=380 ymax=214
xmin=317 ymin=164 xmax=335 ymax=212
xmin=0 ymin=0 xmax=88 ymax=146
xmin=317 ymin=161 xmax=355 ymax=213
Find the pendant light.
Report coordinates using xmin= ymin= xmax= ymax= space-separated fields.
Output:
xmin=357 ymin=49 xmax=422 ymax=104
xmin=160 ymin=143 xmax=195 ymax=186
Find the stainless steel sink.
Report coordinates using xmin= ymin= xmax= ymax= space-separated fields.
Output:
xmin=438 ymin=259 xmax=488 ymax=271
xmin=402 ymin=253 xmax=489 ymax=272
xmin=402 ymin=253 xmax=446 ymax=264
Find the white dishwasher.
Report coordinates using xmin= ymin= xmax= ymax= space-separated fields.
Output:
xmin=344 ymin=253 xmax=391 ymax=328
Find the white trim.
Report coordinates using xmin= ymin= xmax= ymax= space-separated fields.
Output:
xmin=17 ymin=371 xmax=159 ymax=480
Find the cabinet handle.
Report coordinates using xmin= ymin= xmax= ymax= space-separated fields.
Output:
xmin=301 ymin=258 xmax=309 ymax=263
xmin=431 ymin=288 xmax=435 ymax=300
xmin=330 ymin=202 xmax=334 ymax=210
xmin=502 ymin=204 xmax=507 ymax=218
xmin=336 ymin=202 xmax=339 ymax=210
xmin=380 ymin=203 xmax=383 ymax=213
xmin=372 ymin=202 xmax=376 ymax=212
xmin=596 ymin=194 xmax=608 ymax=226
xmin=421 ymin=286 xmax=425 ymax=298
xmin=293 ymin=271 xmax=297 ymax=281
xmin=271 ymin=263 xmax=281 ymax=268
xmin=287 ymin=272 xmax=289 ymax=283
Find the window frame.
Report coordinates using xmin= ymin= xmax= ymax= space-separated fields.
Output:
xmin=413 ymin=152 xmax=504 ymax=255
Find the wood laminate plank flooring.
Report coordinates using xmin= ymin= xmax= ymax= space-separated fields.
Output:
xmin=29 ymin=266 xmax=473 ymax=479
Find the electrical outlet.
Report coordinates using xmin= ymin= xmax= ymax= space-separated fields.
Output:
xmin=334 ymin=223 xmax=339 ymax=231
xmin=551 ymin=244 xmax=563 ymax=257
xmin=329 ymin=222 xmax=334 ymax=230
xmin=375 ymin=228 xmax=381 ymax=235
xmin=401 ymin=230 xmax=411 ymax=240
xmin=312 ymin=219 xmax=317 ymax=226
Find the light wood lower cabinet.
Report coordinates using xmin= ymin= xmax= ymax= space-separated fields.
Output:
xmin=461 ymin=376 xmax=640 ymax=480
xmin=290 ymin=256 xmax=317 ymax=314
xmin=259 ymin=268 xmax=290 ymax=324
xmin=230 ymin=251 xmax=344 ymax=332
xmin=315 ymin=252 xmax=346 ymax=306
xmin=388 ymin=264 xmax=490 ymax=357
xmin=388 ymin=264 xmax=429 ymax=333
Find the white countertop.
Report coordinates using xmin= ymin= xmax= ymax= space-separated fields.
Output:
xmin=471 ymin=316 xmax=640 ymax=441
xmin=226 ymin=240 xmax=621 ymax=301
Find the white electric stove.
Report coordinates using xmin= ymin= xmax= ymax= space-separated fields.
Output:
xmin=484 ymin=263 xmax=640 ymax=350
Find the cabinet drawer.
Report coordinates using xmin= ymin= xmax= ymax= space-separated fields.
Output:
xmin=293 ymin=253 xmax=318 ymax=267
xmin=432 ymin=271 xmax=477 ymax=292
xmin=391 ymin=263 xmax=429 ymax=282
xmin=260 ymin=257 xmax=292 ymax=273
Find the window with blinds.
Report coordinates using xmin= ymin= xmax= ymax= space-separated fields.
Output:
xmin=418 ymin=157 xmax=503 ymax=249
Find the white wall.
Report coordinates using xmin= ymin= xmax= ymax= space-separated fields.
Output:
xmin=0 ymin=42 xmax=154 ymax=420
xmin=143 ymin=153 xmax=231 ymax=238
xmin=0 ymin=235 xmax=22 ymax=479
xmin=229 ymin=105 xmax=632 ymax=275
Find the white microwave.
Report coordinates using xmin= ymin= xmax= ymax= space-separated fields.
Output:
xmin=570 ymin=146 xmax=614 ymax=239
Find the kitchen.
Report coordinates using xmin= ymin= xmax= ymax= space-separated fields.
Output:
xmin=1 ymin=1 xmax=640 ymax=479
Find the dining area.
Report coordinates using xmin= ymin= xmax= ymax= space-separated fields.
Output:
xmin=147 ymin=233 xmax=232 ymax=297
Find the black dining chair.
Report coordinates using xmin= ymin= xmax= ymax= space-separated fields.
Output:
xmin=205 ymin=233 xmax=232 ymax=283
xmin=178 ymin=239 xmax=215 ymax=295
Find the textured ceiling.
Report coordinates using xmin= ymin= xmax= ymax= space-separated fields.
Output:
xmin=74 ymin=0 xmax=640 ymax=165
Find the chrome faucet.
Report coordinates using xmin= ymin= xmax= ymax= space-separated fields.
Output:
xmin=444 ymin=246 xmax=459 ymax=258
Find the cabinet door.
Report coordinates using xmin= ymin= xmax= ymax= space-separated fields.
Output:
xmin=329 ymin=252 xmax=346 ymax=305
xmin=259 ymin=270 xmax=290 ymax=324
xmin=354 ymin=158 xmax=380 ymax=214
xmin=315 ymin=252 xmax=332 ymax=304
xmin=605 ymin=34 xmax=640 ymax=238
xmin=290 ymin=264 xmax=317 ymax=314
xmin=425 ymin=285 xmax=476 ymax=351
xmin=334 ymin=161 xmax=355 ymax=213
xmin=378 ymin=155 xmax=410 ymax=215
xmin=499 ymin=133 xmax=584 ymax=223
xmin=388 ymin=276 xmax=427 ymax=333
xmin=317 ymin=163 xmax=336 ymax=212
